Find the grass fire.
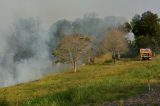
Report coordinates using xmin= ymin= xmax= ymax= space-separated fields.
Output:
xmin=0 ymin=0 xmax=160 ymax=106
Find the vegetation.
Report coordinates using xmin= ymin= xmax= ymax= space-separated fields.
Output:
xmin=103 ymin=30 xmax=129 ymax=63
xmin=53 ymin=34 xmax=91 ymax=72
xmin=0 ymin=55 xmax=160 ymax=106
xmin=1 ymin=10 xmax=160 ymax=106
xmin=131 ymin=11 xmax=160 ymax=51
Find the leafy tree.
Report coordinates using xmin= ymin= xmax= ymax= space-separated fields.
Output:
xmin=103 ymin=30 xmax=129 ymax=63
xmin=53 ymin=34 xmax=91 ymax=72
xmin=131 ymin=11 xmax=160 ymax=50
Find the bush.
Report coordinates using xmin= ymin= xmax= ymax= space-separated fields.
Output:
xmin=103 ymin=59 xmax=113 ymax=65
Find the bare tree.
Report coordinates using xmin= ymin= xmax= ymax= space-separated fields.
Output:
xmin=53 ymin=34 xmax=91 ymax=72
xmin=103 ymin=30 xmax=128 ymax=63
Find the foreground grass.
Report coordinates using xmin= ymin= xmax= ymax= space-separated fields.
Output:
xmin=0 ymin=56 xmax=160 ymax=106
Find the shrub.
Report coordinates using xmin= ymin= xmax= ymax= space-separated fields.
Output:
xmin=103 ymin=59 xmax=113 ymax=65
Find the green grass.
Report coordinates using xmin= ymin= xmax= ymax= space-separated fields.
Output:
xmin=0 ymin=56 xmax=160 ymax=106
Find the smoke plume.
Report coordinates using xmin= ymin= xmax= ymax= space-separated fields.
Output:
xmin=0 ymin=18 xmax=54 ymax=87
xmin=0 ymin=14 xmax=127 ymax=87
xmin=48 ymin=14 xmax=127 ymax=54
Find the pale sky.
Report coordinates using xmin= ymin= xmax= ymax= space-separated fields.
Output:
xmin=0 ymin=0 xmax=160 ymax=29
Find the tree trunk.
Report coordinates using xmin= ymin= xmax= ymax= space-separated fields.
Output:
xmin=112 ymin=51 xmax=116 ymax=64
xmin=113 ymin=56 xmax=116 ymax=64
xmin=73 ymin=61 xmax=77 ymax=72
xmin=117 ymin=49 xmax=121 ymax=60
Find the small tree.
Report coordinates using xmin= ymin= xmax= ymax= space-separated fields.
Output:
xmin=103 ymin=30 xmax=128 ymax=63
xmin=53 ymin=34 xmax=91 ymax=72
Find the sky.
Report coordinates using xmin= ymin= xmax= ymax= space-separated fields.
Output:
xmin=0 ymin=0 xmax=160 ymax=29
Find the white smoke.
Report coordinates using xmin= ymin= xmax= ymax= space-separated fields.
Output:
xmin=0 ymin=14 xmax=127 ymax=87
xmin=48 ymin=14 xmax=128 ymax=55
xmin=0 ymin=18 xmax=55 ymax=87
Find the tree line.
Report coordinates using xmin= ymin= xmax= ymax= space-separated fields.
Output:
xmin=53 ymin=11 xmax=160 ymax=72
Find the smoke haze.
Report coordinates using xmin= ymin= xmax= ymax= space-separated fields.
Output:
xmin=0 ymin=0 xmax=159 ymax=30
xmin=49 ymin=14 xmax=127 ymax=52
xmin=0 ymin=18 xmax=54 ymax=86
xmin=0 ymin=14 xmax=127 ymax=87
xmin=1 ymin=0 xmax=159 ymax=87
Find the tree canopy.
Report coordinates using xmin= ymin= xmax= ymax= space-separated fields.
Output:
xmin=103 ymin=30 xmax=129 ymax=63
xmin=131 ymin=11 xmax=160 ymax=50
xmin=53 ymin=34 xmax=91 ymax=72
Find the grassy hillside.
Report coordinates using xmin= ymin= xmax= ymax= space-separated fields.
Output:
xmin=0 ymin=55 xmax=160 ymax=106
